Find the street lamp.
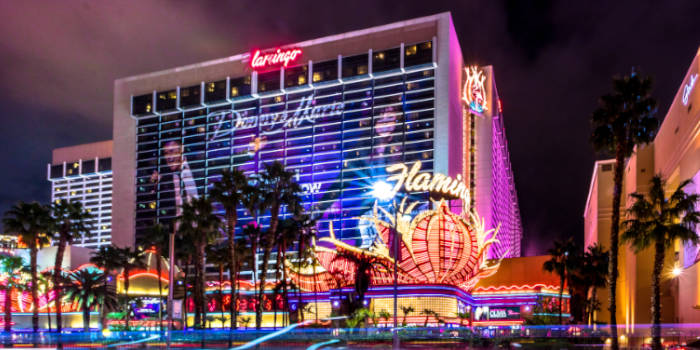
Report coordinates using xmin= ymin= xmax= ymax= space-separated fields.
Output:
xmin=371 ymin=180 xmax=399 ymax=349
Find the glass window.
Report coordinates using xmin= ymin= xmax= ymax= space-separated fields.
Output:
xmin=230 ymin=76 xmax=252 ymax=99
xmin=156 ymin=90 xmax=177 ymax=112
xmin=205 ymin=80 xmax=227 ymax=103
xmin=404 ymin=41 xmax=433 ymax=67
xmin=312 ymin=59 xmax=338 ymax=83
xmin=50 ymin=164 xmax=63 ymax=179
xmin=132 ymin=94 xmax=153 ymax=115
xmin=342 ymin=53 xmax=369 ymax=79
xmin=372 ymin=47 xmax=401 ymax=73
xmin=82 ymin=160 xmax=96 ymax=174
xmin=284 ymin=64 xmax=308 ymax=88
xmin=180 ymin=85 xmax=201 ymax=108
xmin=98 ymin=158 xmax=111 ymax=172
xmin=257 ymin=70 xmax=280 ymax=93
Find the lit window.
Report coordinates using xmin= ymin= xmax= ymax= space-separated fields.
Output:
xmin=70 ymin=191 xmax=76 ymax=196
xmin=168 ymin=91 xmax=177 ymax=100
xmin=313 ymin=72 xmax=321 ymax=82
xmin=149 ymin=202 xmax=156 ymax=209
xmin=274 ymin=96 xmax=283 ymax=103
xmin=298 ymin=75 xmax=306 ymax=85
xmin=376 ymin=52 xmax=385 ymax=60
xmin=146 ymin=104 xmax=152 ymax=112
xmin=87 ymin=189 xmax=92 ymax=193
xmin=73 ymin=162 xmax=79 ymax=169
xmin=207 ymin=83 xmax=215 ymax=93
xmin=406 ymin=45 xmax=417 ymax=56
xmin=357 ymin=65 xmax=367 ymax=75
xmin=197 ymin=126 xmax=206 ymax=133
xmin=231 ymin=87 xmax=239 ymax=97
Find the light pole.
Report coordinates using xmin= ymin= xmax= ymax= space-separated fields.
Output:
xmin=167 ymin=229 xmax=175 ymax=348
xmin=370 ymin=181 xmax=399 ymax=349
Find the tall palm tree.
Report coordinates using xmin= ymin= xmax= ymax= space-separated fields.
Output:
xmin=174 ymin=235 xmax=195 ymax=329
xmin=232 ymin=238 xmax=250 ymax=329
xmin=275 ymin=215 xmax=306 ymax=326
xmin=137 ymin=223 xmax=169 ymax=329
xmin=90 ymin=245 xmax=122 ymax=330
xmin=116 ymin=247 xmax=147 ymax=330
xmin=590 ymin=69 xmax=658 ymax=349
xmin=177 ymin=197 xmax=221 ymax=329
xmin=63 ymin=270 xmax=118 ymax=332
xmin=543 ymin=237 xmax=576 ymax=324
xmin=256 ymin=161 xmax=302 ymax=329
xmin=332 ymin=250 xmax=390 ymax=314
xmin=292 ymin=215 xmax=317 ymax=323
xmin=210 ymin=168 xmax=248 ymax=330
xmin=49 ymin=199 xmax=93 ymax=332
xmin=206 ymin=243 xmax=229 ymax=327
xmin=0 ymin=255 xmax=25 ymax=332
xmin=583 ymin=244 xmax=609 ymax=324
xmin=400 ymin=306 xmax=414 ymax=327
xmin=622 ymin=175 xmax=700 ymax=350
xmin=2 ymin=201 xmax=51 ymax=333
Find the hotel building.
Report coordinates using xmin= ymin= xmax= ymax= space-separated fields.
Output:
xmin=47 ymin=140 xmax=113 ymax=247
xmin=585 ymin=46 xmax=700 ymax=330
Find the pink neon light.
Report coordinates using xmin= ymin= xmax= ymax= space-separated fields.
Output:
xmin=472 ymin=283 xmax=560 ymax=292
xmin=250 ymin=48 xmax=303 ymax=69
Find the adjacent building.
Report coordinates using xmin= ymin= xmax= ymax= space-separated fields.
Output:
xmin=47 ymin=140 xmax=113 ymax=247
xmin=584 ymin=46 xmax=700 ymax=330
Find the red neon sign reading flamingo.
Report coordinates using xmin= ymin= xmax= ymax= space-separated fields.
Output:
xmin=250 ymin=48 xmax=303 ymax=69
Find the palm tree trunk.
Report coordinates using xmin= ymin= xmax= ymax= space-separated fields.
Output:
xmin=219 ymin=264 xmax=224 ymax=328
xmin=297 ymin=240 xmax=305 ymax=323
xmin=196 ymin=242 xmax=207 ymax=329
xmin=53 ymin=236 xmax=67 ymax=332
xmin=227 ymin=212 xmax=237 ymax=330
xmin=156 ymin=251 xmax=163 ymax=331
xmin=192 ymin=250 xmax=202 ymax=329
xmin=651 ymin=240 xmax=664 ymax=350
xmin=559 ymin=275 xmax=564 ymax=324
xmin=30 ymin=245 xmax=39 ymax=333
xmin=182 ymin=261 xmax=189 ymax=330
xmin=609 ymin=148 xmax=624 ymax=350
xmin=82 ymin=299 xmax=89 ymax=332
xmin=45 ymin=289 xmax=52 ymax=332
xmin=4 ymin=288 xmax=12 ymax=332
xmin=257 ymin=246 xmax=272 ymax=330
xmin=280 ymin=239 xmax=289 ymax=327
xmin=124 ymin=267 xmax=130 ymax=331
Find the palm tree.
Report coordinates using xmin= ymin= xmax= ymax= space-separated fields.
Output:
xmin=456 ymin=311 xmax=470 ymax=327
xmin=49 ymin=199 xmax=93 ymax=332
xmin=293 ymin=215 xmax=317 ymax=323
xmin=256 ymin=162 xmax=302 ymax=329
xmin=622 ymin=175 xmax=700 ymax=350
xmin=421 ymin=309 xmax=436 ymax=327
xmin=583 ymin=244 xmax=608 ymax=324
xmin=275 ymin=215 xmax=306 ymax=326
xmin=177 ymin=197 xmax=221 ymax=329
xmin=137 ymin=223 xmax=169 ymax=330
xmin=241 ymin=222 xmax=262 ymax=328
xmin=174 ymin=235 xmax=195 ymax=330
xmin=332 ymin=250 xmax=390 ymax=314
xmin=116 ymin=247 xmax=147 ymax=330
xmin=378 ymin=310 xmax=391 ymax=327
xmin=2 ymin=201 xmax=51 ymax=333
xmin=90 ymin=245 xmax=123 ymax=330
xmin=543 ymin=237 xmax=576 ymax=324
xmin=206 ymin=243 xmax=229 ymax=328
xmin=590 ymin=69 xmax=658 ymax=349
xmin=0 ymin=255 xmax=25 ymax=332
xmin=400 ymin=306 xmax=414 ymax=327
xmin=63 ymin=270 xmax=118 ymax=332
xmin=232 ymin=238 xmax=250 ymax=329
xmin=210 ymin=168 xmax=248 ymax=330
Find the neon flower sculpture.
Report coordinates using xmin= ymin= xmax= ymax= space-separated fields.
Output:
xmin=288 ymin=200 xmax=503 ymax=293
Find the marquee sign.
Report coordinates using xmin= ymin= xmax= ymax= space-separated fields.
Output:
xmin=250 ymin=48 xmax=303 ymax=70
xmin=385 ymin=161 xmax=470 ymax=205
xmin=463 ymin=66 xmax=488 ymax=113
xmin=683 ymin=73 xmax=698 ymax=106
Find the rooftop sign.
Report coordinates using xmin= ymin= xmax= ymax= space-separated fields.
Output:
xmin=250 ymin=48 xmax=303 ymax=70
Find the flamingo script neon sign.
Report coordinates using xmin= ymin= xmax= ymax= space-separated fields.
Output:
xmin=683 ymin=73 xmax=698 ymax=106
xmin=250 ymin=48 xmax=303 ymax=70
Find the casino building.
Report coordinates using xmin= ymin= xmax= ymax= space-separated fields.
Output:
xmin=112 ymin=13 xmax=536 ymax=327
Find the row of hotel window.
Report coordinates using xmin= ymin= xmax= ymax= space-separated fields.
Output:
xmin=131 ymin=41 xmax=434 ymax=115
xmin=49 ymin=158 xmax=112 ymax=179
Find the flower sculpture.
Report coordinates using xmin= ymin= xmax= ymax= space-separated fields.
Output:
xmin=287 ymin=199 xmax=503 ymax=293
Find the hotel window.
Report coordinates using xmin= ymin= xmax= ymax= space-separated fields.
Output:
xmin=50 ymin=164 xmax=63 ymax=179
xmin=285 ymin=64 xmax=309 ymax=89
xmin=132 ymin=93 xmax=153 ymax=116
xmin=257 ymin=70 xmax=280 ymax=93
xmin=98 ymin=158 xmax=111 ymax=172
xmin=180 ymin=85 xmax=201 ymax=108
xmin=82 ymin=160 xmax=95 ymax=174
xmin=404 ymin=41 xmax=433 ymax=67
xmin=230 ymin=76 xmax=251 ymax=99
xmin=372 ymin=47 xmax=400 ymax=73
xmin=342 ymin=53 xmax=369 ymax=79
xmin=156 ymin=90 xmax=177 ymax=112
xmin=204 ymin=80 xmax=227 ymax=103
xmin=311 ymin=59 xmax=338 ymax=83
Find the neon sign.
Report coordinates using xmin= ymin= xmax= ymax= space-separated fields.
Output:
xmin=385 ymin=161 xmax=470 ymax=205
xmin=463 ymin=66 xmax=488 ymax=113
xmin=250 ymin=48 xmax=303 ymax=69
xmin=682 ymin=73 xmax=698 ymax=106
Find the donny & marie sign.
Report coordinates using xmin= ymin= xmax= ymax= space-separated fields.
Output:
xmin=206 ymin=94 xmax=344 ymax=140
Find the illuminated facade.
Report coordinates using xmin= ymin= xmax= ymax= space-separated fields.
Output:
xmin=584 ymin=46 xmax=700 ymax=329
xmin=47 ymin=140 xmax=113 ymax=247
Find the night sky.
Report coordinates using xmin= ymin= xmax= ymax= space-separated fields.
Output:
xmin=1 ymin=1 xmax=699 ymax=255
